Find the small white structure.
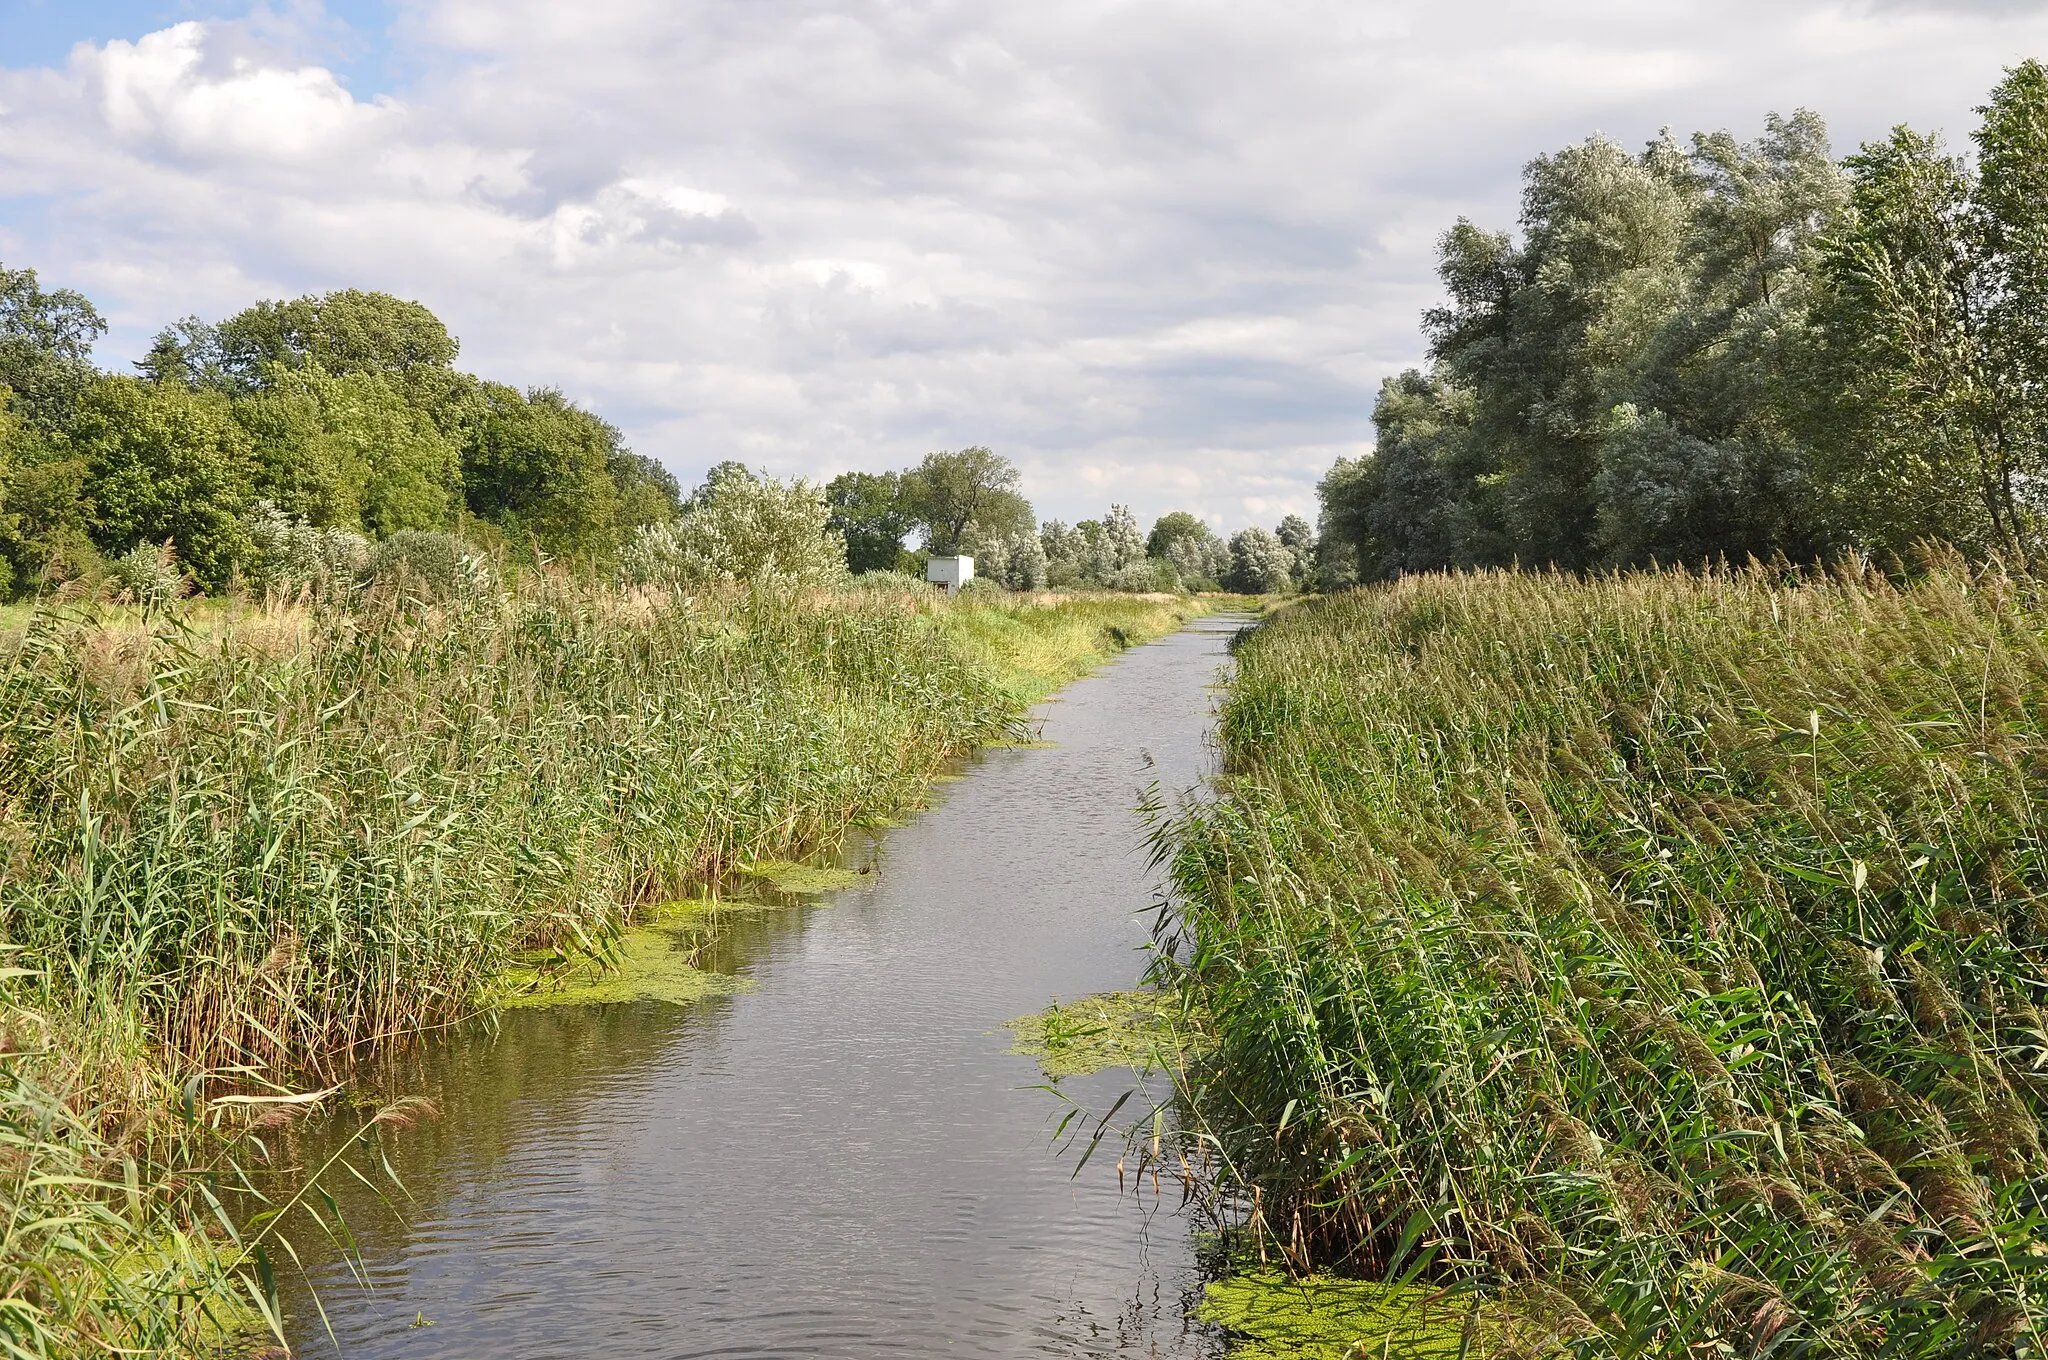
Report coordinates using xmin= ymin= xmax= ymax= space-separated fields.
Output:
xmin=926 ymin=554 xmax=974 ymax=595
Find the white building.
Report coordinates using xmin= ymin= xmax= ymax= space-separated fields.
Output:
xmin=926 ymin=555 xmax=974 ymax=595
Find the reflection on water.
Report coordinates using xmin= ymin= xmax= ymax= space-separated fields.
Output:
xmin=278 ymin=616 xmax=1246 ymax=1359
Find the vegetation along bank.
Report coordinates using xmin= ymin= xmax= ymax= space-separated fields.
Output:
xmin=1158 ymin=560 xmax=2048 ymax=1357
xmin=0 ymin=577 xmax=1209 ymax=1356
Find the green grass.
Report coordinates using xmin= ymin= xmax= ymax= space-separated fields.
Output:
xmin=1159 ymin=558 xmax=2048 ymax=1358
xmin=0 ymin=576 xmax=1212 ymax=1356
xmin=932 ymin=593 xmax=1223 ymax=704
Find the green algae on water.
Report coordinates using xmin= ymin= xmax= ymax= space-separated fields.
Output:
xmin=739 ymin=859 xmax=868 ymax=894
xmin=1006 ymin=990 xmax=1204 ymax=1079
xmin=498 ymin=926 xmax=753 ymax=1009
xmin=1199 ymin=1269 xmax=1475 ymax=1360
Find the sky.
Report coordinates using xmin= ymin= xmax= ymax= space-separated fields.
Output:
xmin=3 ymin=1 xmax=2047 ymax=530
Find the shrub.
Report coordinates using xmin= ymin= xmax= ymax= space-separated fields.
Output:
xmin=241 ymin=499 xmax=370 ymax=598
xmin=365 ymin=529 xmax=488 ymax=599
xmin=104 ymin=541 xmax=183 ymax=610
xmin=623 ymin=464 xmax=844 ymax=590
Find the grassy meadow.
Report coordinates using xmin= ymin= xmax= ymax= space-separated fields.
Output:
xmin=1160 ymin=560 xmax=2048 ymax=1358
xmin=0 ymin=576 xmax=1206 ymax=1357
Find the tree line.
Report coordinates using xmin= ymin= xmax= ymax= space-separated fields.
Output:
xmin=0 ymin=275 xmax=1309 ymax=601
xmin=1318 ymin=60 xmax=2048 ymax=582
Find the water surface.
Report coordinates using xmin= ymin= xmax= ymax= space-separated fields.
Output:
xmin=285 ymin=615 xmax=1242 ymax=1359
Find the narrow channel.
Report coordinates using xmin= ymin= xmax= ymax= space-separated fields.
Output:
xmin=281 ymin=614 xmax=1243 ymax=1358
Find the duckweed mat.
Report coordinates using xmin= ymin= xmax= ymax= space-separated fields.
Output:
xmin=1005 ymin=990 xmax=1205 ymax=1079
xmin=1199 ymin=1269 xmax=1477 ymax=1360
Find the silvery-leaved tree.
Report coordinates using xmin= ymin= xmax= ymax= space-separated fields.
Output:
xmin=623 ymin=462 xmax=845 ymax=590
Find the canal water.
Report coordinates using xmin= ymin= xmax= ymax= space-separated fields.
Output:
xmin=282 ymin=614 xmax=1242 ymax=1358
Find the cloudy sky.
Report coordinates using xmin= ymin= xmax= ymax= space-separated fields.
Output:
xmin=2 ymin=0 xmax=2046 ymax=529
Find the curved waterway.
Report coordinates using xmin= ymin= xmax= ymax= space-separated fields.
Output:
xmin=282 ymin=614 xmax=1245 ymax=1358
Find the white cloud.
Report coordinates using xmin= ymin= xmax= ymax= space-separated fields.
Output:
xmin=84 ymin=21 xmax=394 ymax=161
xmin=3 ymin=0 xmax=2048 ymax=530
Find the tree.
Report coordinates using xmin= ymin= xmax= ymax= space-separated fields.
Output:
xmin=623 ymin=462 xmax=845 ymax=588
xmin=1594 ymin=406 xmax=1813 ymax=566
xmin=0 ymin=263 xmax=106 ymax=431
xmin=1164 ymin=523 xmax=1228 ymax=589
xmin=208 ymin=290 xmax=459 ymax=386
xmin=608 ymin=449 xmax=683 ymax=537
xmin=1147 ymin=511 xmax=1205 ymax=559
xmin=1428 ymin=135 xmax=1695 ymax=569
xmin=462 ymin=384 xmax=623 ymax=557
xmin=1100 ymin=504 xmax=1146 ymax=575
xmin=234 ymin=366 xmax=461 ymax=537
xmin=177 ymin=291 xmax=473 ymax=435
xmin=75 ymin=376 xmax=254 ymax=587
xmin=899 ymin=447 xmax=1032 ymax=554
xmin=825 ymin=470 xmax=914 ymax=573
xmin=1223 ymin=527 xmax=1295 ymax=594
xmin=1809 ymin=108 xmax=2040 ymax=561
xmin=1276 ymin=514 xmax=1316 ymax=588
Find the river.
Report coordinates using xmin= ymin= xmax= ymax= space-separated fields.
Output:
xmin=279 ymin=613 xmax=1243 ymax=1359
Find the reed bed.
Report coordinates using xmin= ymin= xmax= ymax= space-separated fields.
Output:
xmin=0 ymin=576 xmax=1203 ymax=1356
xmin=1158 ymin=558 xmax=2048 ymax=1358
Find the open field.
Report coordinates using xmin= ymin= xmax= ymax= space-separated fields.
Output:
xmin=1160 ymin=559 xmax=2048 ymax=1357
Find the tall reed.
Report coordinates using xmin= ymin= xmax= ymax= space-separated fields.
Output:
xmin=1158 ymin=558 xmax=2048 ymax=1357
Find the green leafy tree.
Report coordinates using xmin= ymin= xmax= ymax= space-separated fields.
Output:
xmin=608 ymin=449 xmax=683 ymax=536
xmin=75 ymin=376 xmax=254 ymax=587
xmin=1808 ymin=92 xmax=2048 ymax=562
xmin=1146 ymin=511 xmax=1205 ymax=560
xmin=0 ymin=264 xmax=106 ymax=432
xmin=462 ymin=384 xmax=624 ymax=557
xmin=900 ymin=447 xmax=1032 ymax=554
xmin=234 ymin=366 xmax=460 ymax=537
xmin=1223 ymin=527 xmax=1294 ymax=593
xmin=1428 ymin=135 xmax=1696 ymax=569
xmin=825 ymin=470 xmax=914 ymax=572
xmin=1163 ymin=522 xmax=1228 ymax=590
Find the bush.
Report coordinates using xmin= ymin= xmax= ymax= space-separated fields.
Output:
xmin=956 ymin=576 xmax=1009 ymax=600
xmin=104 ymin=541 xmax=184 ymax=610
xmin=365 ymin=529 xmax=489 ymax=599
xmin=241 ymin=500 xmax=371 ymax=598
xmin=848 ymin=568 xmax=931 ymax=595
xmin=623 ymin=464 xmax=845 ymax=590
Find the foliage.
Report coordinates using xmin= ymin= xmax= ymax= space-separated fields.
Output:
xmin=1223 ymin=527 xmax=1296 ymax=593
xmin=0 ymin=263 xmax=106 ymax=432
xmin=1807 ymin=65 xmax=2048 ymax=565
xmin=1164 ymin=520 xmax=1230 ymax=591
xmin=899 ymin=447 xmax=1033 ymax=555
xmin=462 ymin=383 xmax=643 ymax=558
xmin=1324 ymin=66 xmax=2048 ymax=578
xmin=826 ymin=470 xmax=916 ymax=573
xmin=1159 ymin=560 xmax=2048 ymax=1358
xmin=73 ymin=376 xmax=255 ymax=589
xmin=622 ymin=463 xmax=845 ymax=589
xmin=241 ymin=500 xmax=371 ymax=599
xmin=364 ymin=528 xmax=487 ymax=600
xmin=104 ymin=541 xmax=185 ymax=611
xmin=965 ymin=527 xmax=1050 ymax=590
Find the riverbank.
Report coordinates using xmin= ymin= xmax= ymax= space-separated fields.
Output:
xmin=0 ymin=579 xmax=1213 ymax=1357
xmin=1161 ymin=561 xmax=2048 ymax=1358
